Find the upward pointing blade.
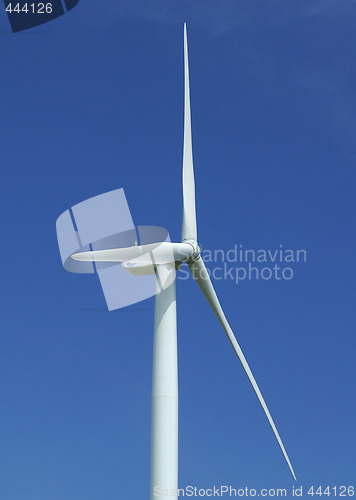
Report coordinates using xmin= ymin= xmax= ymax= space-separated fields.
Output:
xmin=181 ymin=23 xmax=197 ymax=242
xmin=188 ymin=257 xmax=297 ymax=480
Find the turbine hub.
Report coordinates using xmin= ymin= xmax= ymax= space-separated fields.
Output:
xmin=183 ymin=239 xmax=201 ymax=262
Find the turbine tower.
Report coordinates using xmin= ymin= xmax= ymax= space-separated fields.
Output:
xmin=62 ymin=23 xmax=296 ymax=499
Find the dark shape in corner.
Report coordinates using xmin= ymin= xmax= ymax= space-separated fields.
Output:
xmin=3 ymin=0 xmax=80 ymax=33
xmin=64 ymin=0 xmax=79 ymax=11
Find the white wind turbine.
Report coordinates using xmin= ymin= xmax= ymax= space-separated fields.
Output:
xmin=70 ymin=23 xmax=296 ymax=498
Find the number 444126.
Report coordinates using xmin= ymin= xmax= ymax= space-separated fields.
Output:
xmin=308 ymin=486 xmax=354 ymax=496
xmin=5 ymin=3 xmax=53 ymax=14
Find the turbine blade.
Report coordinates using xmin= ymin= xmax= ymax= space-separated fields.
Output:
xmin=181 ymin=23 xmax=197 ymax=242
xmin=188 ymin=257 xmax=297 ymax=480
xmin=71 ymin=242 xmax=194 ymax=264
xmin=71 ymin=247 xmax=140 ymax=262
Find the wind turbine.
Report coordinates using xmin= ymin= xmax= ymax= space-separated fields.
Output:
xmin=67 ymin=23 xmax=296 ymax=498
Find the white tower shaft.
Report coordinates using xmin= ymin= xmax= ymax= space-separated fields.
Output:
xmin=150 ymin=263 xmax=178 ymax=499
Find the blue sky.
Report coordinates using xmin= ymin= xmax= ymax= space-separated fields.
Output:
xmin=0 ymin=1 xmax=355 ymax=498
